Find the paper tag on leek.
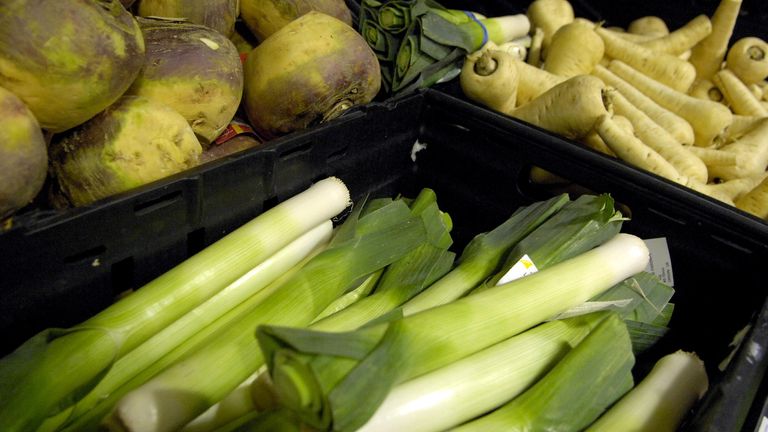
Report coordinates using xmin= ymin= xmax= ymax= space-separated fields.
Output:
xmin=643 ymin=237 xmax=674 ymax=287
xmin=496 ymin=254 xmax=539 ymax=285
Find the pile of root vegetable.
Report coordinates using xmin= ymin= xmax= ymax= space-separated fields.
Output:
xmin=0 ymin=0 xmax=381 ymax=219
xmin=460 ymin=0 xmax=768 ymax=220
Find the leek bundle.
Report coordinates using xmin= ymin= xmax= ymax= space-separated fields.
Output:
xmin=258 ymin=233 xmax=650 ymax=431
xmin=0 ymin=177 xmax=351 ymax=432
xmin=106 ymin=192 xmax=445 ymax=432
xmin=453 ymin=313 xmax=635 ymax=432
xmin=359 ymin=0 xmax=530 ymax=94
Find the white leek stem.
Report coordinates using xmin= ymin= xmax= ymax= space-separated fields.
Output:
xmin=587 ymin=350 xmax=709 ymax=431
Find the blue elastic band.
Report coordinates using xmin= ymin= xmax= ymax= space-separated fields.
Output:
xmin=463 ymin=10 xmax=488 ymax=47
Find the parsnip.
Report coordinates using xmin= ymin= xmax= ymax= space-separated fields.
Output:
xmin=627 ymin=16 xmax=669 ymax=36
xmin=611 ymin=91 xmax=708 ymax=183
xmin=514 ymin=58 xmax=566 ymax=105
xmin=640 ymin=15 xmax=712 ymax=56
xmin=460 ymin=48 xmax=519 ymax=114
xmin=526 ymin=0 xmax=574 ymax=55
xmin=592 ymin=64 xmax=695 ymax=145
xmin=726 ymin=37 xmax=768 ymax=85
xmin=735 ymin=175 xmax=768 ymax=218
xmin=609 ymin=60 xmax=733 ymax=147
xmin=596 ymin=26 xmax=697 ymax=93
xmin=511 ymin=75 xmax=613 ymax=140
xmin=581 ymin=116 xmax=630 ymax=157
xmin=707 ymin=118 xmax=768 ymax=180
xmin=705 ymin=172 xmax=768 ymax=202
xmin=595 ymin=113 xmax=684 ymax=184
xmin=712 ymin=68 xmax=768 ymax=116
xmin=688 ymin=0 xmax=743 ymax=81
xmin=543 ymin=19 xmax=604 ymax=77
xmin=688 ymin=79 xmax=725 ymax=103
xmin=727 ymin=114 xmax=765 ymax=140
xmin=527 ymin=27 xmax=545 ymax=67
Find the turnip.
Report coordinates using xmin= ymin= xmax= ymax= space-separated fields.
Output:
xmin=126 ymin=17 xmax=244 ymax=147
xmin=49 ymin=95 xmax=202 ymax=207
xmin=0 ymin=86 xmax=47 ymax=219
xmin=243 ymin=12 xmax=380 ymax=139
xmin=0 ymin=0 xmax=145 ymax=133
xmin=240 ymin=0 xmax=352 ymax=42
xmin=136 ymin=0 xmax=239 ymax=37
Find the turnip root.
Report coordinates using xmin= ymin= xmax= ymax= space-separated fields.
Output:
xmin=136 ymin=0 xmax=239 ymax=37
xmin=592 ymin=64 xmax=695 ymax=145
xmin=608 ymin=60 xmax=733 ymax=147
xmin=50 ymin=96 xmax=202 ymax=207
xmin=726 ymin=37 xmax=768 ymax=85
xmin=611 ymin=91 xmax=708 ymax=183
xmin=511 ymin=75 xmax=613 ymax=140
xmin=460 ymin=48 xmax=519 ymax=114
xmin=735 ymin=175 xmax=768 ymax=218
xmin=596 ymin=26 xmax=697 ymax=93
xmin=127 ymin=18 xmax=244 ymax=147
xmin=526 ymin=0 xmax=574 ymax=55
xmin=241 ymin=0 xmax=352 ymax=42
xmin=0 ymin=0 xmax=145 ymax=132
xmin=0 ymin=86 xmax=47 ymax=219
xmin=543 ymin=19 xmax=604 ymax=77
xmin=712 ymin=68 xmax=768 ymax=116
xmin=639 ymin=15 xmax=712 ymax=56
xmin=595 ymin=114 xmax=684 ymax=184
xmin=688 ymin=0 xmax=742 ymax=81
xmin=243 ymin=12 xmax=380 ymax=139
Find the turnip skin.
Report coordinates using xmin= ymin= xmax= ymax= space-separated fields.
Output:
xmin=0 ymin=86 xmax=47 ymax=219
xmin=243 ymin=12 xmax=380 ymax=139
xmin=136 ymin=0 xmax=240 ymax=37
xmin=241 ymin=0 xmax=352 ymax=42
xmin=0 ymin=0 xmax=146 ymax=132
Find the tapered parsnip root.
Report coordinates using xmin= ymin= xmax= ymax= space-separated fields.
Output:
xmin=727 ymin=114 xmax=766 ymax=141
xmin=688 ymin=79 xmax=725 ymax=103
xmin=688 ymin=0 xmax=743 ymax=81
xmin=511 ymin=75 xmax=613 ymax=139
xmin=543 ymin=19 xmax=604 ymax=77
xmin=726 ymin=37 xmax=768 ymax=85
xmin=707 ymin=118 xmax=768 ymax=180
xmin=609 ymin=60 xmax=733 ymax=147
xmin=639 ymin=15 xmax=712 ymax=56
xmin=527 ymin=27 xmax=545 ymax=67
xmin=514 ymin=58 xmax=565 ymax=105
xmin=627 ymin=16 xmax=669 ymax=36
xmin=735 ymin=175 xmax=768 ymax=218
xmin=592 ymin=64 xmax=695 ymax=145
xmin=712 ymin=68 xmax=768 ymax=116
xmin=596 ymin=27 xmax=697 ymax=93
xmin=526 ymin=0 xmax=574 ymax=55
xmin=460 ymin=48 xmax=519 ymax=114
xmin=529 ymin=166 xmax=571 ymax=184
xmin=595 ymin=114 xmax=684 ymax=183
xmin=611 ymin=91 xmax=708 ymax=183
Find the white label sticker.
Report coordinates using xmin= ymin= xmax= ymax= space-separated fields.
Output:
xmin=643 ymin=237 xmax=674 ymax=287
xmin=497 ymin=254 xmax=539 ymax=285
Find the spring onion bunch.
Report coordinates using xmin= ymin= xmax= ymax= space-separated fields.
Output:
xmin=359 ymin=0 xmax=530 ymax=95
xmin=258 ymin=232 xmax=650 ymax=431
xmin=0 ymin=177 xmax=351 ymax=432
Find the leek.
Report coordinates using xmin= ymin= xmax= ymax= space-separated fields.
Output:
xmin=357 ymin=312 xmax=612 ymax=432
xmin=453 ymin=313 xmax=635 ymax=432
xmin=401 ymin=193 xmax=570 ymax=315
xmin=359 ymin=0 xmax=530 ymax=94
xmin=44 ymin=221 xmax=334 ymax=431
xmin=587 ymin=350 xmax=709 ymax=432
xmin=0 ymin=177 xmax=351 ymax=432
xmin=184 ymin=189 xmax=456 ymax=431
xmin=106 ymin=196 xmax=433 ymax=432
xmin=258 ymin=233 xmax=650 ymax=431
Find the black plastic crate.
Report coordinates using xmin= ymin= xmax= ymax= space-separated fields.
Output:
xmin=2 ymin=89 xmax=768 ymax=430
